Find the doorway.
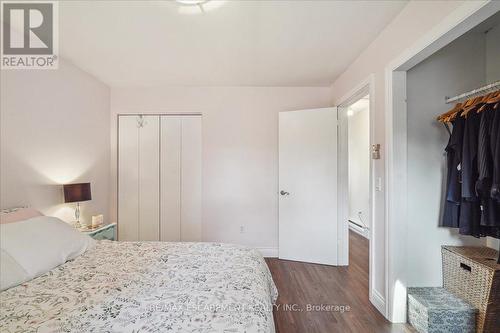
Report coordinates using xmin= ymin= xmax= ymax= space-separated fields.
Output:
xmin=346 ymin=95 xmax=371 ymax=239
xmin=337 ymin=79 xmax=378 ymax=311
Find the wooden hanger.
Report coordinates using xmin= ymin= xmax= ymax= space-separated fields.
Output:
xmin=486 ymin=90 xmax=500 ymax=110
xmin=446 ymin=104 xmax=463 ymax=123
xmin=437 ymin=103 xmax=462 ymax=123
xmin=488 ymin=92 xmax=500 ymax=104
xmin=461 ymin=95 xmax=484 ymax=118
xmin=438 ymin=89 xmax=500 ymax=123
xmin=477 ymin=92 xmax=497 ymax=113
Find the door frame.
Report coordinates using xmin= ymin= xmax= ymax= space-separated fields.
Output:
xmin=384 ymin=0 xmax=500 ymax=322
xmin=336 ymin=75 xmax=379 ymax=310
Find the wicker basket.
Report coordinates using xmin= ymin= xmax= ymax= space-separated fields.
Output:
xmin=442 ymin=246 xmax=500 ymax=333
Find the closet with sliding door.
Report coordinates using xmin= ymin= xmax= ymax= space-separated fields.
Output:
xmin=118 ymin=115 xmax=202 ymax=242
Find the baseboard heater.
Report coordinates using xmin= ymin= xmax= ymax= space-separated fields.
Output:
xmin=349 ymin=220 xmax=368 ymax=230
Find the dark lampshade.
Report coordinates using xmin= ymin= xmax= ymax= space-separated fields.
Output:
xmin=63 ymin=183 xmax=92 ymax=203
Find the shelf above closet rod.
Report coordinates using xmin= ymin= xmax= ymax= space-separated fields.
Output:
xmin=445 ymin=80 xmax=500 ymax=104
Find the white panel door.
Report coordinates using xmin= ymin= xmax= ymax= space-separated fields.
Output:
xmin=138 ymin=116 xmax=160 ymax=241
xmin=278 ymin=107 xmax=338 ymax=265
xmin=118 ymin=116 xmax=140 ymax=241
xmin=160 ymin=117 xmax=182 ymax=242
xmin=181 ymin=116 xmax=202 ymax=241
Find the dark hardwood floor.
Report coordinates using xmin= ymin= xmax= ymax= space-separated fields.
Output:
xmin=266 ymin=231 xmax=413 ymax=333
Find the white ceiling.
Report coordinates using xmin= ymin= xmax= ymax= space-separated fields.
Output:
xmin=59 ymin=1 xmax=407 ymax=87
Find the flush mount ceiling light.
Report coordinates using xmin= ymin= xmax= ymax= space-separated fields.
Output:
xmin=175 ymin=0 xmax=209 ymax=5
xmin=176 ymin=0 xmax=223 ymax=14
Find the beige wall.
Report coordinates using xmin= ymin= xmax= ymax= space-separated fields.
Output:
xmin=110 ymin=87 xmax=332 ymax=250
xmin=0 ymin=60 xmax=111 ymax=225
xmin=330 ymin=0 xmax=469 ymax=304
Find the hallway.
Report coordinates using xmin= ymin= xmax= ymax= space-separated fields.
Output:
xmin=266 ymin=231 xmax=413 ymax=332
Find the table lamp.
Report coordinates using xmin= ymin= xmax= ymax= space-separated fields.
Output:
xmin=63 ymin=182 xmax=91 ymax=228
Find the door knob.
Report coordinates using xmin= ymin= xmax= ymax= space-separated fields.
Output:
xmin=280 ymin=190 xmax=290 ymax=196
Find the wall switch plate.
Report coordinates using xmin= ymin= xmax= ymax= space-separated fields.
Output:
xmin=240 ymin=226 xmax=245 ymax=233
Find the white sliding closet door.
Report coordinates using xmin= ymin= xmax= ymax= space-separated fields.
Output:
xmin=180 ymin=116 xmax=202 ymax=241
xmin=118 ymin=115 xmax=160 ymax=241
xmin=139 ymin=116 xmax=160 ymax=241
xmin=160 ymin=117 xmax=182 ymax=241
xmin=118 ymin=116 xmax=139 ymax=241
xmin=119 ymin=114 xmax=201 ymax=242
xmin=159 ymin=116 xmax=202 ymax=242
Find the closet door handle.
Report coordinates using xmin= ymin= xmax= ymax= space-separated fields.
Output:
xmin=280 ymin=190 xmax=290 ymax=196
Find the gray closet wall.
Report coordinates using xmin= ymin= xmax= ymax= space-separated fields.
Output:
xmin=406 ymin=19 xmax=500 ymax=287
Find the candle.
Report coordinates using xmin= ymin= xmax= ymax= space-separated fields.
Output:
xmin=91 ymin=214 xmax=103 ymax=228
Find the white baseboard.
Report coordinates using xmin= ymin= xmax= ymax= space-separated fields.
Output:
xmin=370 ymin=289 xmax=386 ymax=316
xmin=348 ymin=221 xmax=369 ymax=239
xmin=257 ymin=247 xmax=279 ymax=258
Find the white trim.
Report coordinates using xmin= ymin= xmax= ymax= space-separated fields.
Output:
xmin=370 ymin=289 xmax=386 ymax=316
xmin=389 ymin=1 xmax=497 ymax=73
xmin=348 ymin=221 xmax=369 ymax=239
xmin=336 ymin=74 xmax=379 ymax=311
xmin=257 ymin=247 xmax=279 ymax=258
xmin=337 ymin=105 xmax=349 ymax=266
xmin=384 ymin=70 xmax=407 ymax=322
xmin=383 ymin=0 xmax=500 ymax=323
xmin=337 ymin=74 xmax=373 ymax=107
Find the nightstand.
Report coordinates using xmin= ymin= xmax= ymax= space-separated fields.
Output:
xmin=78 ymin=223 xmax=116 ymax=241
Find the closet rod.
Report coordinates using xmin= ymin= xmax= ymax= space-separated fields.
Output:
xmin=445 ymin=80 xmax=500 ymax=104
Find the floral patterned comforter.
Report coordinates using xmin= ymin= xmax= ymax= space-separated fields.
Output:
xmin=0 ymin=241 xmax=278 ymax=333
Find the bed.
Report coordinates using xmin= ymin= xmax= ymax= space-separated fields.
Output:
xmin=0 ymin=215 xmax=278 ymax=333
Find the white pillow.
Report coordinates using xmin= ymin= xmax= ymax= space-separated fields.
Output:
xmin=0 ymin=249 xmax=29 ymax=291
xmin=0 ymin=216 xmax=95 ymax=290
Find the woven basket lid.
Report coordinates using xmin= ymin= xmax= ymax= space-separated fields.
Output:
xmin=442 ymin=246 xmax=500 ymax=272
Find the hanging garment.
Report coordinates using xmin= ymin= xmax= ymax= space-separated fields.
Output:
xmin=459 ymin=108 xmax=486 ymax=237
xmin=440 ymin=94 xmax=500 ymax=240
xmin=483 ymin=106 xmax=500 ymax=238
xmin=477 ymin=105 xmax=500 ymax=229
xmin=491 ymin=107 xmax=500 ymax=202
xmin=461 ymin=109 xmax=480 ymax=200
xmin=441 ymin=117 xmax=464 ymax=227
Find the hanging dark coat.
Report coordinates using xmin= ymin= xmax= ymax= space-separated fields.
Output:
xmin=459 ymin=108 xmax=484 ymax=237
xmin=442 ymin=116 xmax=464 ymax=228
xmin=478 ymin=105 xmax=500 ymax=238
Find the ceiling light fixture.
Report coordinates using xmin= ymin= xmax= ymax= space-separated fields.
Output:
xmin=175 ymin=0 xmax=209 ymax=5
xmin=175 ymin=0 xmax=209 ymax=13
xmin=176 ymin=0 xmax=223 ymax=15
